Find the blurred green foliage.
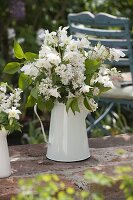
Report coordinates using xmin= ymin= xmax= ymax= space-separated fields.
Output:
xmin=12 ymin=174 xmax=89 ymax=200
xmin=12 ymin=164 xmax=133 ymax=200
xmin=21 ymin=121 xmax=45 ymax=144
xmin=1 ymin=0 xmax=133 ymax=141
xmin=90 ymin=105 xmax=133 ymax=137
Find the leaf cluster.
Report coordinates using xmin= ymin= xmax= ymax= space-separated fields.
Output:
xmin=0 ymin=112 xmax=22 ymax=133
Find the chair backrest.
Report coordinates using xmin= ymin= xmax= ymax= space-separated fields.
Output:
xmin=68 ymin=12 xmax=133 ymax=82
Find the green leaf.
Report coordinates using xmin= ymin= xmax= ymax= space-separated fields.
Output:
xmin=66 ymin=98 xmax=73 ymax=112
xmin=84 ymin=97 xmax=91 ymax=111
xmin=6 ymin=120 xmax=22 ymax=133
xmin=95 ymin=83 xmax=111 ymax=94
xmin=14 ymin=40 xmax=25 ymax=59
xmin=45 ymin=99 xmax=54 ymax=112
xmin=31 ymin=87 xmax=38 ymax=99
xmin=19 ymin=73 xmax=32 ymax=90
xmin=85 ymin=74 xmax=91 ymax=85
xmin=25 ymin=52 xmax=38 ymax=61
xmin=36 ymin=96 xmax=46 ymax=111
xmin=4 ymin=62 xmax=20 ymax=74
xmin=0 ymin=112 xmax=8 ymax=125
xmin=85 ymin=59 xmax=101 ymax=74
xmin=26 ymin=95 xmax=36 ymax=108
xmin=71 ymin=98 xmax=80 ymax=114
xmin=100 ymin=87 xmax=111 ymax=93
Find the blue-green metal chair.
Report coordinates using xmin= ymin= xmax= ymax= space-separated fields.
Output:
xmin=68 ymin=12 xmax=133 ymax=135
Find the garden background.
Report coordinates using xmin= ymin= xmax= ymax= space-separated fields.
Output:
xmin=1 ymin=0 xmax=133 ymax=145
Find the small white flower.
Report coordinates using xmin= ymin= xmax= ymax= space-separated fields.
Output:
xmin=8 ymin=28 xmax=16 ymax=40
xmin=49 ymin=88 xmax=60 ymax=98
xmin=36 ymin=28 xmax=45 ymax=45
xmin=58 ymin=27 xmax=72 ymax=46
xmin=43 ymin=30 xmax=57 ymax=46
xmin=21 ymin=63 xmax=39 ymax=77
xmin=7 ymin=107 xmax=21 ymax=120
xmin=39 ymin=45 xmax=52 ymax=58
xmin=0 ymin=84 xmax=7 ymax=93
xmin=17 ymin=38 xmax=25 ymax=44
xmin=93 ymin=87 xmax=99 ymax=96
xmin=47 ymin=53 xmax=61 ymax=66
xmin=109 ymin=48 xmax=125 ymax=61
xmin=80 ymin=85 xmax=91 ymax=93
xmin=88 ymin=98 xmax=98 ymax=112
xmin=21 ymin=63 xmax=32 ymax=74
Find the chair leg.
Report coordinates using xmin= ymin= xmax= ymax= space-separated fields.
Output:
xmin=86 ymin=102 xmax=114 ymax=136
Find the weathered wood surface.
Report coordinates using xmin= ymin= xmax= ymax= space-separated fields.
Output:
xmin=0 ymin=134 xmax=133 ymax=200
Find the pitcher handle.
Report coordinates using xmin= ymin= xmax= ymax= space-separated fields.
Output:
xmin=34 ymin=103 xmax=48 ymax=144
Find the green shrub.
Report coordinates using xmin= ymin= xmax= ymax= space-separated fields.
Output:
xmin=12 ymin=165 xmax=133 ymax=200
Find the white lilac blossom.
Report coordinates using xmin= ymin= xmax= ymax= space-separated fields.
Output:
xmin=0 ymin=83 xmax=22 ymax=133
xmin=39 ymin=78 xmax=60 ymax=99
xmin=36 ymin=28 xmax=45 ymax=46
xmin=20 ymin=27 xmax=125 ymax=112
xmin=8 ymin=28 xmax=16 ymax=40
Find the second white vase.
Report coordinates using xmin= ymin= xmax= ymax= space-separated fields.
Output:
xmin=0 ymin=130 xmax=11 ymax=178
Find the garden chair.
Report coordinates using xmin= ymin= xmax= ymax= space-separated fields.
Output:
xmin=68 ymin=12 xmax=133 ymax=135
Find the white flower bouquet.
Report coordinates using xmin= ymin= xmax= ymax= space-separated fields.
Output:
xmin=4 ymin=27 xmax=125 ymax=113
xmin=0 ymin=83 xmax=22 ymax=133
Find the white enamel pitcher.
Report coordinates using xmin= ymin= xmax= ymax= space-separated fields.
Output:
xmin=35 ymin=102 xmax=90 ymax=162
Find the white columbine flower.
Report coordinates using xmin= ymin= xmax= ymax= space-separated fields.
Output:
xmin=6 ymin=107 xmax=21 ymax=120
xmin=66 ymin=39 xmax=78 ymax=51
xmin=99 ymin=65 xmax=109 ymax=75
xmin=35 ymin=59 xmax=52 ymax=70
